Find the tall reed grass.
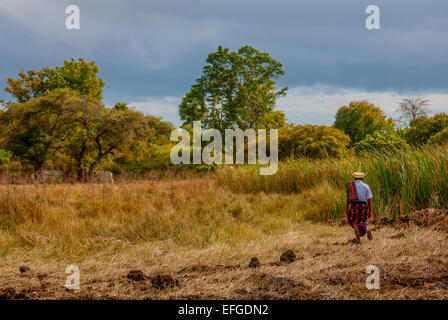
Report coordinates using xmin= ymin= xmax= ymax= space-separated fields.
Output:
xmin=216 ymin=147 xmax=448 ymax=220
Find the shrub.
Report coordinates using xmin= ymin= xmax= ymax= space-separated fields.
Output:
xmin=428 ymin=127 xmax=448 ymax=146
xmin=279 ymin=125 xmax=350 ymax=160
xmin=354 ymin=131 xmax=410 ymax=154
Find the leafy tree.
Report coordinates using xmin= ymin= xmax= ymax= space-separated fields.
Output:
xmin=396 ymin=97 xmax=431 ymax=126
xmin=333 ymin=101 xmax=395 ymax=145
xmin=0 ymin=89 xmax=80 ymax=174
xmin=405 ymin=113 xmax=448 ymax=146
xmin=428 ymin=127 xmax=448 ymax=146
xmin=179 ymin=45 xmax=287 ymax=131
xmin=62 ymin=100 xmax=147 ymax=180
xmin=0 ymin=88 xmax=147 ymax=179
xmin=354 ymin=131 xmax=409 ymax=154
xmin=279 ymin=125 xmax=350 ymax=159
xmin=4 ymin=58 xmax=106 ymax=103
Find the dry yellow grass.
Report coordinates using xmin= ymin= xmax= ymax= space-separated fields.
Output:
xmin=1 ymin=179 xmax=447 ymax=299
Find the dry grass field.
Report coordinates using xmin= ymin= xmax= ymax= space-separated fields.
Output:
xmin=1 ymin=179 xmax=447 ymax=300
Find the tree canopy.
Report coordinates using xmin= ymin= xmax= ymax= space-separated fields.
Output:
xmin=333 ymin=101 xmax=395 ymax=145
xmin=405 ymin=113 xmax=448 ymax=146
xmin=4 ymin=58 xmax=106 ymax=103
xmin=179 ymin=45 xmax=287 ymax=131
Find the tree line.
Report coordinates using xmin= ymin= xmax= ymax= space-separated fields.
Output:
xmin=1 ymin=47 xmax=447 ymax=179
xmin=0 ymin=58 xmax=174 ymax=180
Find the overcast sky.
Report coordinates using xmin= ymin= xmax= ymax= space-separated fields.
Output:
xmin=0 ymin=0 xmax=447 ymax=126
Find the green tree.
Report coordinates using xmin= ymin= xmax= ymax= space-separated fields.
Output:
xmin=333 ymin=101 xmax=395 ymax=145
xmin=179 ymin=45 xmax=287 ymax=131
xmin=4 ymin=58 xmax=106 ymax=103
xmin=279 ymin=125 xmax=350 ymax=159
xmin=63 ymin=100 xmax=147 ymax=180
xmin=0 ymin=88 xmax=80 ymax=175
xmin=405 ymin=113 xmax=448 ymax=146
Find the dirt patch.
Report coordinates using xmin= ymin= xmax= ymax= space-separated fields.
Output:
xmin=178 ymin=264 xmax=241 ymax=275
xmin=385 ymin=272 xmax=448 ymax=290
xmin=243 ymin=273 xmax=320 ymax=299
xmin=375 ymin=209 xmax=448 ymax=232
xmin=408 ymin=209 xmax=448 ymax=232
xmin=0 ymin=287 xmax=41 ymax=300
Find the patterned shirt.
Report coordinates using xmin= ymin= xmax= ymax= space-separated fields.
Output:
xmin=355 ymin=180 xmax=373 ymax=202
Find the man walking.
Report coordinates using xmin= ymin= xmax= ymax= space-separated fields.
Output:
xmin=346 ymin=169 xmax=374 ymax=244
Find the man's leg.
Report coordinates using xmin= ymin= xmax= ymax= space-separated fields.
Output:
xmin=367 ymin=228 xmax=373 ymax=240
xmin=353 ymin=224 xmax=361 ymax=243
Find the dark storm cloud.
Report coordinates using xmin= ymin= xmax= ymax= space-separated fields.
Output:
xmin=0 ymin=0 xmax=447 ymax=124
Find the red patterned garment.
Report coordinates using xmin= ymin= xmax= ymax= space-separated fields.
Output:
xmin=346 ymin=202 xmax=370 ymax=237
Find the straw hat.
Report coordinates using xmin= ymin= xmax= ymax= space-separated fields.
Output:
xmin=352 ymin=167 xmax=366 ymax=179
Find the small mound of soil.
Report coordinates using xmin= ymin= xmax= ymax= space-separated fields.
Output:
xmin=375 ymin=209 xmax=448 ymax=232
xmin=126 ymin=270 xmax=145 ymax=281
xmin=408 ymin=209 xmax=448 ymax=232
xmin=280 ymin=250 xmax=296 ymax=263
xmin=19 ymin=266 xmax=30 ymax=273
xmin=151 ymin=275 xmax=178 ymax=290
xmin=248 ymin=257 xmax=261 ymax=268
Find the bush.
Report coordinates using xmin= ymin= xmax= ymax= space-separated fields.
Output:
xmin=428 ymin=127 xmax=448 ymax=146
xmin=354 ymin=131 xmax=410 ymax=154
xmin=279 ymin=125 xmax=350 ymax=160
xmin=405 ymin=113 xmax=448 ymax=146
